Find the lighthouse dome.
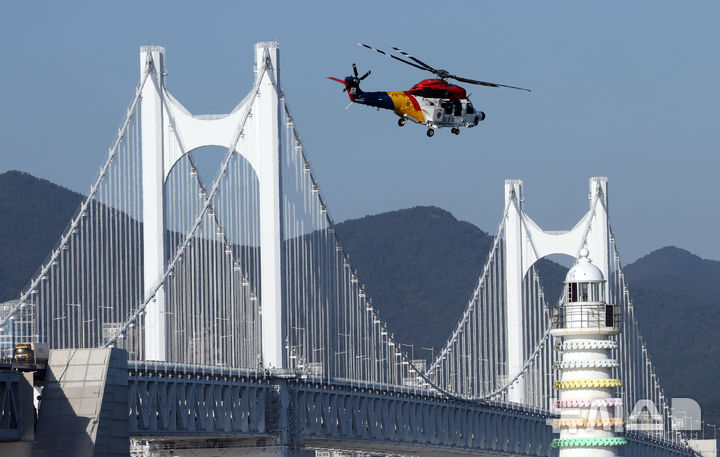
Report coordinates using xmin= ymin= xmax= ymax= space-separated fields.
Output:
xmin=565 ymin=248 xmax=604 ymax=283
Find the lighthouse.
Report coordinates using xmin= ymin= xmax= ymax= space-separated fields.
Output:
xmin=550 ymin=248 xmax=627 ymax=456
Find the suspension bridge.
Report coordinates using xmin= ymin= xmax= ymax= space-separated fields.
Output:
xmin=0 ymin=42 xmax=709 ymax=457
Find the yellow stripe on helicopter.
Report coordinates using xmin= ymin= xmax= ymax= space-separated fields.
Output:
xmin=387 ymin=91 xmax=424 ymax=123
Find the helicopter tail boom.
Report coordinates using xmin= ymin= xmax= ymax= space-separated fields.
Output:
xmin=329 ymin=76 xmax=425 ymax=122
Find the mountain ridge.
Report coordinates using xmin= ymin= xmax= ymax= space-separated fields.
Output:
xmin=0 ymin=170 xmax=84 ymax=301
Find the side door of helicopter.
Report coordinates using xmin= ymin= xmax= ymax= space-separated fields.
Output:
xmin=416 ymin=98 xmax=485 ymax=129
xmin=429 ymin=99 xmax=464 ymax=128
xmin=411 ymin=96 xmax=445 ymax=127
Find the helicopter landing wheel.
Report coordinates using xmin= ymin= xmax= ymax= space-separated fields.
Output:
xmin=398 ymin=118 xmax=406 ymax=127
xmin=426 ymin=128 xmax=435 ymax=137
xmin=451 ymin=128 xmax=460 ymax=135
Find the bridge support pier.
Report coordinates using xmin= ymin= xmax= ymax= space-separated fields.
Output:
xmin=0 ymin=371 xmax=34 ymax=457
xmin=33 ymin=348 xmax=129 ymax=457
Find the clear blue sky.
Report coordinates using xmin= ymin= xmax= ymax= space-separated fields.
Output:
xmin=1 ymin=1 xmax=718 ymax=262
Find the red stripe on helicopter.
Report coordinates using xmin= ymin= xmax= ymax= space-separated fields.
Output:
xmin=403 ymin=91 xmax=421 ymax=111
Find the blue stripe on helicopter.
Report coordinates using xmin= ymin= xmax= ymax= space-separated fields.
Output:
xmin=355 ymin=91 xmax=394 ymax=110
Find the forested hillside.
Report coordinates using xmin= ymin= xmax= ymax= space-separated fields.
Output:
xmin=624 ymin=247 xmax=720 ymax=430
xmin=0 ymin=171 xmax=83 ymax=301
xmin=334 ymin=206 xmax=566 ymax=353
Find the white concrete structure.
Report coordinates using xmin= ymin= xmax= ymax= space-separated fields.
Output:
xmin=140 ymin=42 xmax=285 ymax=367
xmin=688 ymin=439 xmax=718 ymax=457
xmin=140 ymin=45 xmax=167 ymax=362
xmin=550 ymin=248 xmax=624 ymax=456
xmin=504 ymin=177 xmax=610 ymax=404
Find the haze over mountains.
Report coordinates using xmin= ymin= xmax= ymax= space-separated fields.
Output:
xmin=1 ymin=170 xmax=718 ymax=427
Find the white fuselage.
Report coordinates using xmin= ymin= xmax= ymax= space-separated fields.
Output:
xmin=415 ymin=97 xmax=482 ymax=128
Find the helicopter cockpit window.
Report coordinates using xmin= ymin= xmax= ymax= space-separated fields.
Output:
xmin=466 ymin=102 xmax=475 ymax=114
xmin=453 ymin=100 xmax=462 ymax=116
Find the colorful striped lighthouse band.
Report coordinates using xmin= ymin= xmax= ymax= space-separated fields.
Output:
xmin=551 ymin=437 xmax=628 ymax=448
xmin=555 ymin=359 xmax=619 ymax=369
xmin=555 ymin=398 xmax=624 ymax=408
xmin=553 ymin=378 xmax=623 ymax=390
xmin=552 ymin=417 xmax=625 ymax=428
xmin=561 ymin=340 xmax=617 ymax=351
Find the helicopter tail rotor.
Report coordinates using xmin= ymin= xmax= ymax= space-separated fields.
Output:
xmin=352 ymin=63 xmax=371 ymax=82
xmin=328 ymin=64 xmax=370 ymax=102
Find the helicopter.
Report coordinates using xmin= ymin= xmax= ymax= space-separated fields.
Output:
xmin=329 ymin=43 xmax=530 ymax=137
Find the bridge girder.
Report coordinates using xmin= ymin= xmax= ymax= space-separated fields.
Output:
xmin=129 ymin=369 xmax=549 ymax=456
xmin=129 ymin=370 xmax=694 ymax=457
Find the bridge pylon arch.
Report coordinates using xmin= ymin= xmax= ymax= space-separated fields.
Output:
xmin=504 ymin=176 xmax=609 ymax=404
xmin=139 ymin=42 xmax=285 ymax=367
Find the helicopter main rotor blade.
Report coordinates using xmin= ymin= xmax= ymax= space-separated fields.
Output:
xmin=358 ymin=43 xmax=431 ymax=73
xmin=451 ymin=75 xmax=531 ymax=92
xmin=359 ymin=43 xmax=532 ymax=92
xmin=391 ymin=46 xmax=437 ymax=72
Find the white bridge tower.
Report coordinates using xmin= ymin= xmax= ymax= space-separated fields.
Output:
xmin=140 ymin=42 xmax=286 ymax=368
xmin=503 ymin=177 xmax=610 ymax=403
